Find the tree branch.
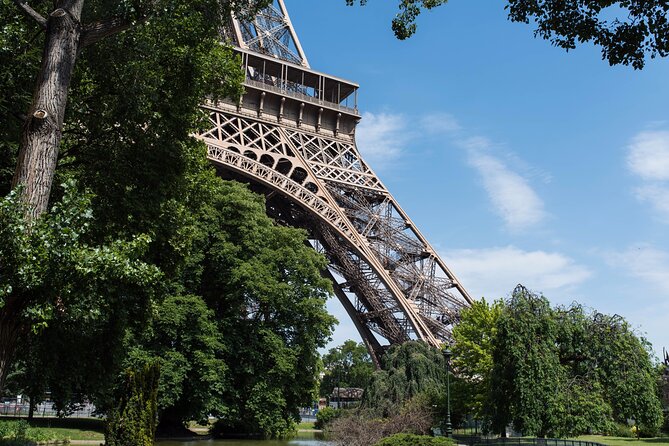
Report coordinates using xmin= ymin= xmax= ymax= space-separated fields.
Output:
xmin=12 ymin=0 xmax=47 ymax=28
xmin=80 ymin=16 xmax=135 ymax=48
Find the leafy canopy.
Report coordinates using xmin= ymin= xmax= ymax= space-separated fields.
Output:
xmin=347 ymin=0 xmax=669 ymax=68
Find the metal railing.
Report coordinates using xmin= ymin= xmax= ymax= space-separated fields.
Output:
xmin=0 ymin=402 xmax=97 ymax=418
xmin=454 ymin=435 xmax=606 ymax=446
xmin=244 ymin=78 xmax=359 ymax=115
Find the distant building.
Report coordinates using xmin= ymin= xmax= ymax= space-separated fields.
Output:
xmin=329 ymin=387 xmax=364 ymax=409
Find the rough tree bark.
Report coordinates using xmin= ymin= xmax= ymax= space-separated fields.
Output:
xmin=11 ymin=0 xmax=85 ymax=220
xmin=2 ymin=0 xmax=135 ymax=394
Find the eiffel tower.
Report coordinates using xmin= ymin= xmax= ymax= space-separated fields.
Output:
xmin=197 ymin=0 xmax=473 ymax=363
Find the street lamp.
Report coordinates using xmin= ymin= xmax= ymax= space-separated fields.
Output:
xmin=443 ymin=348 xmax=453 ymax=438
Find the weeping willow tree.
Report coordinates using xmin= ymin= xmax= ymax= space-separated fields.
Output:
xmin=362 ymin=341 xmax=446 ymax=417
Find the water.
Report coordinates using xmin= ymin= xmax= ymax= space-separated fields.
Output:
xmin=156 ymin=431 xmax=329 ymax=446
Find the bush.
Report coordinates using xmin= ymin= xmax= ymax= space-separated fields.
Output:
xmin=0 ymin=421 xmax=14 ymax=439
xmin=638 ymin=423 xmax=660 ymax=438
xmin=326 ymin=397 xmax=436 ymax=446
xmin=375 ymin=433 xmax=454 ymax=446
xmin=105 ymin=362 xmax=160 ymax=446
xmin=611 ymin=423 xmax=634 ymax=438
xmin=315 ymin=407 xmax=342 ymax=430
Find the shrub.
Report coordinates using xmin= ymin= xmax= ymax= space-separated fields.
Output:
xmin=375 ymin=433 xmax=454 ymax=446
xmin=611 ymin=423 xmax=634 ymax=438
xmin=0 ymin=421 xmax=14 ymax=439
xmin=105 ymin=362 xmax=160 ymax=446
xmin=315 ymin=407 xmax=342 ymax=430
xmin=326 ymin=397 xmax=436 ymax=446
xmin=638 ymin=423 xmax=660 ymax=438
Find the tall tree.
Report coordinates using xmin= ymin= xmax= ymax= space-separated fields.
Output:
xmin=363 ymin=341 xmax=446 ymax=417
xmin=488 ymin=285 xmax=563 ymax=437
xmin=451 ymin=298 xmax=502 ymax=420
xmin=0 ymin=0 xmax=268 ymax=393
xmin=0 ymin=183 xmax=160 ymax=394
xmin=8 ymin=0 xmax=269 ymax=219
xmin=320 ymin=340 xmax=375 ymax=397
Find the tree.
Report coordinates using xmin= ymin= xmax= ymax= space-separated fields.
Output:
xmin=488 ymin=285 xmax=563 ymax=437
xmin=201 ymin=181 xmax=336 ymax=438
xmin=320 ymin=340 xmax=375 ymax=398
xmin=0 ymin=0 xmax=270 ymax=393
xmin=125 ymin=295 xmax=227 ymax=433
xmin=348 ymin=0 xmax=669 ymax=68
xmin=105 ymin=363 xmax=160 ymax=446
xmin=451 ymin=298 xmax=503 ymax=420
xmin=8 ymin=0 xmax=270 ymax=219
xmin=474 ymin=287 xmax=663 ymax=437
xmin=345 ymin=0 xmax=447 ymax=40
xmin=0 ymin=183 xmax=160 ymax=393
xmin=363 ymin=341 xmax=445 ymax=417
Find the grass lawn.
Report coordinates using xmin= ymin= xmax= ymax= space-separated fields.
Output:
xmin=573 ymin=435 xmax=669 ymax=446
xmin=1 ymin=417 xmax=105 ymax=441
xmin=298 ymin=421 xmax=316 ymax=430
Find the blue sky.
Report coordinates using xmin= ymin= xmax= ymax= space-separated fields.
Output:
xmin=285 ymin=0 xmax=669 ymax=357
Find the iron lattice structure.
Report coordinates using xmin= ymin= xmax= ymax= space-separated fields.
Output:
xmin=201 ymin=0 xmax=473 ymax=363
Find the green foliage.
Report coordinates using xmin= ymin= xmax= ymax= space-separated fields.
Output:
xmin=345 ymin=0 xmax=448 ymax=39
xmin=2 ymin=0 xmax=335 ymax=437
xmin=557 ymin=307 xmax=663 ymax=433
xmin=348 ymin=0 xmax=669 ymax=69
xmin=315 ymin=406 xmax=343 ymax=430
xmin=488 ymin=285 xmax=563 ymax=437
xmin=105 ymin=362 xmax=160 ymax=446
xmin=611 ymin=423 xmax=635 ymax=438
xmin=363 ymin=341 xmax=445 ymax=417
xmin=460 ymin=285 xmax=663 ymax=438
xmin=506 ymin=0 xmax=669 ymax=69
xmin=374 ymin=433 xmax=454 ymax=446
xmin=125 ymin=294 xmax=227 ymax=428
xmin=452 ymin=298 xmax=502 ymax=419
xmin=0 ymin=420 xmax=56 ymax=444
xmin=1 ymin=182 xmax=160 ymax=404
xmin=320 ymin=340 xmax=375 ymax=397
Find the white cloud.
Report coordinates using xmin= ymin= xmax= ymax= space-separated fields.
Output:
xmin=605 ymin=245 xmax=669 ymax=351
xmin=634 ymin=185 xmax=669 ymax=222
xmin=356 ymin=110 xmax=547 ymax=230
xmin=627 ymin=130 xmax=669 ymax=181
xmin=419 ymin=112 xmax=461 ymax=135
xmin=627 ymin=129 xmax=669 ymax=222
xmin=442 ymin=246 xmax=592 ymax=300
xmin=466 ymin=149 xmax=546 ymax=230
xmin=607 ymin=244 xmax=669 ymax=294
xmin=355 ymin=112 xmax=407 ymax=166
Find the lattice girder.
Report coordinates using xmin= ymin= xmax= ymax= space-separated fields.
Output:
xmin=200 ymin=0 xmax=473 ymax=361
xmin=198 ymin=107 xmax=472 ymax=357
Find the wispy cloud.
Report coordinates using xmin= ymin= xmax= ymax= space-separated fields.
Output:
xmin=635 ymin=185 xmax=669 ymax=221
xmin=419 ymin=112 xmax=461 ymax=135
xmin=606 ymin=244 xmax=669 ymax=294
xmin=627 ymin=130 xmax=669 ymax=181
xmin=355 ymin=112 xmax=407 ymax=166
xmin=627 ymin=129 xmax=669 ymax=222
xmin=356 ymin=110 xmax=547 ymax=230
xmin=442 ymin=246 xmax=592 ymax=300
xmin=462 ymin=137 xmax=546 ymax=231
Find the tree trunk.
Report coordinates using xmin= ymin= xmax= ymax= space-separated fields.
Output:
xmin=11 ymin=0 xmax=85 ymax=220
xmin=2 ymin=0 xmax=85 ymax=394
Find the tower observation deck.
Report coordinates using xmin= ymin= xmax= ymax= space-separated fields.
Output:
xmin=196 ymin=0 xmax=473 ymax=363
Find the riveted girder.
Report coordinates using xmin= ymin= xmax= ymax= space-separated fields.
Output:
xmin=200 ymin=0 xmax=473 ymax=362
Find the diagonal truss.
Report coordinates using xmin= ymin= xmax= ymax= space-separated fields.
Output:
xmin=199 ymin=0 xmax=473 ymax=362
xmin=231 ymin=0 xmax=308 ymax=67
